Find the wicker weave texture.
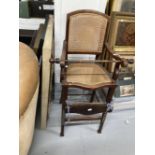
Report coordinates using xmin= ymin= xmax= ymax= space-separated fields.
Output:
xmin=68 ymin=13 xmax=108 ymax=53
xmin=66 ymin=63 xmax=112 ymax=86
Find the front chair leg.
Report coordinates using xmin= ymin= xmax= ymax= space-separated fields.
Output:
xmin=98 ymin=111 xmax=107 ymax=133
xmin=106 ymin=87 xmax=116 ymax=102
xmin=60 ymin=104 xmax=65 ymax=136
xmin=60 ymin=86 xmax=68 ymax=136
xmin=107 ymin=103 xmax=113 ymax=112
xmin=106 ymin=87 xmax=116 ymax=112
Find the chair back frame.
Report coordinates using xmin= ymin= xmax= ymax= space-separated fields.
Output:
xmin=65 ymin=10 xmax=110 ymax=56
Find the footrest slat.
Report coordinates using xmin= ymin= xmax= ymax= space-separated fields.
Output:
xmin=65 ymin=102 xmax=107 ymax=115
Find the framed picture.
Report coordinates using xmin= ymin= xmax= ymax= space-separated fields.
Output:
xmin=109 ymin=0 xmax=135 ymax=14
xmin=120 ymin=84 xmax=135 ymax=97
xmin=107 ymin=12 xmax=135 ymax=55
xmin=114 ymin=76 xmax=135 ymax=97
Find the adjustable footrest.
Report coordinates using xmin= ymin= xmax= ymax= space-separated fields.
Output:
xmin=65 ymin=102 xmax=107 ymax=115
xmin=65 ymin=114 xmax=102 ymax=122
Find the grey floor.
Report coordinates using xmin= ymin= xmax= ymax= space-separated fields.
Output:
xmin=29 ymin=85 xmax=135 ymax=155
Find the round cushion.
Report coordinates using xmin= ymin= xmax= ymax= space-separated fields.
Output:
xmin=19 ymin=42 xmax=39 ymax=117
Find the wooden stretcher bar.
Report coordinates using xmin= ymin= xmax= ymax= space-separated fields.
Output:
xmin=50 ymin=58 xmax=134 ymax=64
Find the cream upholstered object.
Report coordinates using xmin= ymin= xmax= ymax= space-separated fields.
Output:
xmin=19 ymin=42 xmax=39 ymax=155
xmin=19 ymin=42 xmax=39 ymax=117
xmin=68 ymin=13 xmax=108 ymax=53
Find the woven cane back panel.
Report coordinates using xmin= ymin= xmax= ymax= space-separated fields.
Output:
xmin=68 ymin=13 xmax=108 ymax=54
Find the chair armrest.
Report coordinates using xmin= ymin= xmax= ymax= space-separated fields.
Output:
xmin=105 ymin=43 xmax=128 ymax=67
xmin=60 ymin=40 xmax=67 ymax=67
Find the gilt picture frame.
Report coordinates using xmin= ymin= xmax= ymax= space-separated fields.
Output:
xmin=107 ymin=12 xmax=135 ymax=55
xmin=110 ymin=0 xmax=135 ymax=14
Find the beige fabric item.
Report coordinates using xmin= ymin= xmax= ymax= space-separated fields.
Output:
xmin=68 ymin=13 xmax=108 ymax=53
xmin=19 ymin=42 xmax=39 ymax=117
xmin=66 ymin=63 xmax=113 ymax=87
xmin=19 ymin=83 xmax=39 ymax=155
xmin=19 ymin=42 xmax=39 ymax=155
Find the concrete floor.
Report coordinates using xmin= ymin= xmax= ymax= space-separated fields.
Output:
xmin=29 ymin=86 xmax=135 ymax=155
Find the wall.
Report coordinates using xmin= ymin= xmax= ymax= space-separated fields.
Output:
xmin=54 ymin=0 xmax=108 ymax=83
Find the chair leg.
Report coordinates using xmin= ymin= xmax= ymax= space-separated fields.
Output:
xmin=60 ymin=104 xmax=65 ymax=136
xmin=60 ymin=86 xmax=68 ymax=136
xmin=97 ymin=87 xmax=115 ymax=133
xmin=106 ymin=87 xmax=116 ymax=112
xmin=97 ymin=111 xmax=107 ymax=133
xmin=60 ymin=85 xmax=66 ymax=104
xmin=90 ymin=90 xmax=95 ymax=102
xmin=106 ymin=87 xmax=116 ymax=103
xmin=60 ymin=90 xmax=63 ymax=104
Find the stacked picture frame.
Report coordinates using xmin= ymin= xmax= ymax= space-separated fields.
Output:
xmin=106 ymin=0 xmax=135 ymax=15
xmin=107 ymin=12 xmax=135 ymax=72
xmin=105 ymin=0 xmax=135 ymax=97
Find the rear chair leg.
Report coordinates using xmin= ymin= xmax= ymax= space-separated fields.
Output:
xmin=90 ymin=90 xmax=95 ymax=102
xmin=60 ymin=91 xmax=63 ymax=104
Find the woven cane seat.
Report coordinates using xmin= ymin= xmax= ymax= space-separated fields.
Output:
xmin=66 ymin=63 xmax=114 ymax=88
